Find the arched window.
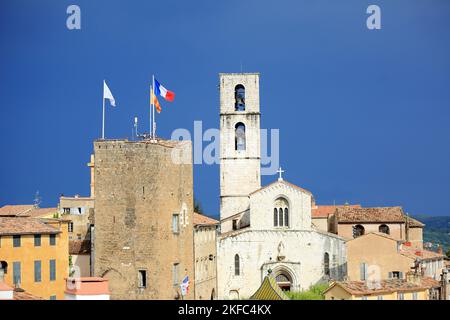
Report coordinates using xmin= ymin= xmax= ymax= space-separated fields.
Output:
xmin=235 ymin=84 xmax=245 ymax=111
xmin=274 ymin=197 xmax=289 ymax=227
xmin=353 ymin=225 xmax=365 ymax=238
xmin=235 ymin=123 xmax=246 ymax=151
xmin=284 ymin=208 xmax=289 ymax=227
xmin=324 ymin=253 xmax=330 ymax=276
xmin=379 ymin=224 xmax=390 ymax=235
xmin=279 ymin=208 xmax=284 ymax=226
xmin=234 ymin=254 xmax=240 ymax=276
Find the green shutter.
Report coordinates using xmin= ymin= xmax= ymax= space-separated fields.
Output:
xmin=34 ymin=261 xmax=41 ymax=282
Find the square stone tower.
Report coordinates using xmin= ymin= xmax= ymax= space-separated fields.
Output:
xmin=93 ymin=139 xmax=194 ymax=300
xmin=219 ymin=73 xmax=261 ymax=232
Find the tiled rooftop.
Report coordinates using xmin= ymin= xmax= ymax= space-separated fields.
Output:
xmin=335 ymin=206 xmax=406 ymax=223
xmin=0 ymin=217 xmax=61 ymax=235
xmin=69 ymin=240 xmax=91 ymax=255
xmin=312 ymin=204 xmax=361 ymax=218
xmin=193 ymin=212 xmax=219 ymax=226
xmin=329 ymin=277 xmax=440 ymax=296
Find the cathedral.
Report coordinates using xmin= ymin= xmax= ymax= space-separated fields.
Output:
xmin=216 ymin=73 xmax=347 ymax=299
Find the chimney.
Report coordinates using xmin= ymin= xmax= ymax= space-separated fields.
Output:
xmin=406 ymin=271 xmax=421 ymax=285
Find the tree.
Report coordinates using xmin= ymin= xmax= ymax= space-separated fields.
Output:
xmin=446 ymin=248 xmax=450 ymax=259
xmin=194 ymin=198 xmax=204 ymax=214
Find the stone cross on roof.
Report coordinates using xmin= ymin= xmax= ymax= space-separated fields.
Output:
xmin=277 ymin=167 xmax=285 ymax=181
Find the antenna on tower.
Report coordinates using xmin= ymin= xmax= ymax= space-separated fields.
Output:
xmin=134 ymin=116 xmax=138 ymax=138
xmin=33 ymin=190 xmax=42 ymax=208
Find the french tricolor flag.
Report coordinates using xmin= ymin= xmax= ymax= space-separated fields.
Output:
xmin=153 ymin=78 xmax=175 ymax=102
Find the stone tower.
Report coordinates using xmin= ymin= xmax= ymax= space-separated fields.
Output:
xmin=219 ymin=73 xmax=261 ymax=232
xmin=93 ymin=139 xmax=194 ymax=300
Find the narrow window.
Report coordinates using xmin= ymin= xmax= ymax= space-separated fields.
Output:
xmin=398 ymin=292 xmax=404 ymax=300
xmin=278 ymin=208 xmax=284 ymax=226
xmin=284 ymin=208 xmax=289 ymax=227
xmin=13 ymin=261 xmax=21 ymax=285
xmin=173 ymin=263 xmax=179 ymax=286
xmin=49 ymin=234 xmax=56 ymax=246
xmin=324 ymin=253 xmax=330 ymax=276
xmin=378 ymin=295 xmax=384 ymax=300
xmin=34 ymin=234 xmax=41 ymax=247
xmin=273 ymin=208 xmax=278 ymax=227
xmin=63 ymin=208 xmax=70 ymax=214
xmin=412 ymin=292 xmax=418 ymax=300
xmin=68 ymin=222 xmax=74 ymax=233
xmin=234 ymin=84 xmax=245 ymax=111
xmin=232 ymin=219 xmax=238 ymax=230
xmin=360 ymin=262 xmax=368 ymax=281
xmin=235 ymin=122 xmax=246 ymax=151
xmin=49 ymin=259 xmax=56 ymax=281
xmin=138 ymin=270 xmax=147 ymax=288
xmin=234 ymin=254 xmax=240 ymax=276
xmin=50 ymin=295 xmax=57 ymax=300
xmin=34 ymin=260 xmax=41 ymax=283
xmin=172 ymin=214 xmax=179 ymax=234
xmin=13 ymin=235 xmax=21 ymax=248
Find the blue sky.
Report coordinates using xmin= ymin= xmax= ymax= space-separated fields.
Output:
xmin=1 ymin=0 xmax=449 ymax=218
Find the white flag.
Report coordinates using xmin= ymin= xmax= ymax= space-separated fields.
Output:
xmin=103 ymin=80 xmax=116 ymax=107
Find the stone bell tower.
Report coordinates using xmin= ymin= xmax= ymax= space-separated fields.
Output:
xmin=219 ymin=73 xmax=261 ymax=232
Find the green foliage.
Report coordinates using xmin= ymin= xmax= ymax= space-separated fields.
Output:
xmin=194 ymin=198 xmax=204 ymax=214
xmin=413 ymin=215 xmax=450 ymax=252
xmin=446 ymin=248 xmax=450 ymax=258
xmin=285 ymin=283 xmax=328 ymax=300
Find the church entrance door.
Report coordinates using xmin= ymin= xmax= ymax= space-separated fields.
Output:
xmin=275 ymin=273 xmax=292 ymax=291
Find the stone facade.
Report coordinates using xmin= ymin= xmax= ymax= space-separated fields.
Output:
xmin=59 ymin=196 xmax=94 ymax=241
xmin=193 ymin=213 xmax=219 ymax=300
xmin=93 ymin=139 xmax=194 ymax=300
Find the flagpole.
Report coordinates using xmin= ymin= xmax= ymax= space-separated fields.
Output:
xmin=102 ymin=80 xmax=105 ymax=139
xmin=152 ymin=74 xmax=156 ymax=140
xmin=150 ymin=84 xmax=153 ymax=140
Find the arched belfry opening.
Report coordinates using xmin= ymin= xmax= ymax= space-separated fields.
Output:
xmin=235 ymin=122 xmax=246 ymax=151
xmin=235 ymin=84 xmax=245 ymax=111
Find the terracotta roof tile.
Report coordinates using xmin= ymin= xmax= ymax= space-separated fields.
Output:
xmin=336 ymin=206 xmax=406 ymax=223
xmin=24 ymin=207 xmax=58 ymax=218
xmin=327 ymin=277 xmax=440 ymax=296
xmin=312 ymin=204 xmax=361 ymax=218
xmin=407 ymin=217 xmax=425 ymax=228
xmin=69 ymin=240 xmax=91 ymax=255
xmin=13 ymin=289 xmax=45 ymax=300
xmin=0 ymin=205 xmax=34 ymax=217
xmin=400 ymin=247 xmax=445 ymax=261
xmin=0 ymin=217 xmax=61 ymax=235
xmin=0 ymin=205 xmax=58 ymax=218
xmin=193 ymin=212 xmax=219 ymax=226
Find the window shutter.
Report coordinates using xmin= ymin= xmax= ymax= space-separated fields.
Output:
xmin=399 ymin=272 xmax=404 ymax=279
xmin=388 ymin=272 xmax=393 ymax=279
xmin=360 ymin=263 xmax=367 ymax=281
